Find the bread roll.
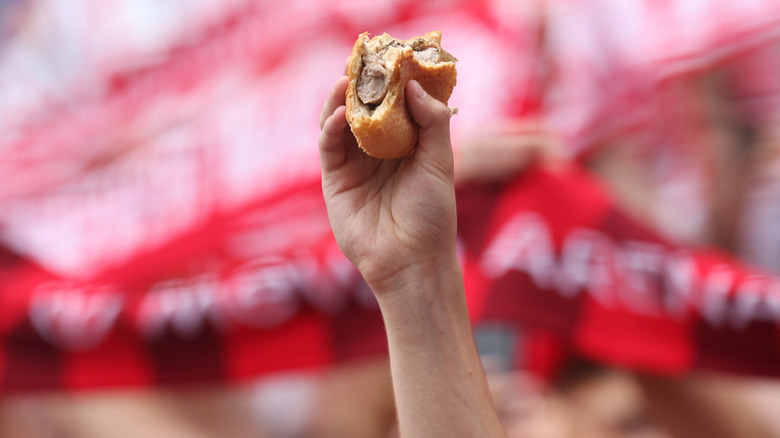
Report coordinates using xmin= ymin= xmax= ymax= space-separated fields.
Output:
xmin=345 ymin=31 xmax=458 ymax=159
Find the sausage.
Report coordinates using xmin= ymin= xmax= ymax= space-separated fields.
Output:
xmin=357 ymin=63 xmax=389 ymax=106
xmin=356 ymin=42 xmax=441 ymax=107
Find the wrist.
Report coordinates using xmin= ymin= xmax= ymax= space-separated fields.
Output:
xmin=368 ymin=250 xmax=468 ymax=336
xmin=366 ymin=250 xmax=462 ymax=299
xmin=372 ymin=250 xmax=471 ymax=350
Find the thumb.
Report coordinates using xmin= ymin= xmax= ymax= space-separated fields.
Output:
xmin=406 ymin=80 xmax=453 ymax=153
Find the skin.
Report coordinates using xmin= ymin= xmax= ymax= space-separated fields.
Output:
xmin=638 ymin=373 xmax=776 ymax=438
xmin=319 ymin=76 xmax=507 ymax=438
xmin=453 ymin=120 xmax=561 ymax=186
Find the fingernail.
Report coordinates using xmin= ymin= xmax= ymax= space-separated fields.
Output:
xmin=410 ymin=80 xmax=427 ymax=100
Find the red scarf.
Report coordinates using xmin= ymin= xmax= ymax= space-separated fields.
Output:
xmin=460 ymin=165 xmax=780 ymax=378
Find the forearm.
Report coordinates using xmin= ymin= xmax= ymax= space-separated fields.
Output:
xmin=372 ymin=253 xmax=507 ymax=438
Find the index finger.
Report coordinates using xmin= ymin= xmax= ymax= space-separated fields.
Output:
xmin=320 ymin=76 xmax=349 ymax=130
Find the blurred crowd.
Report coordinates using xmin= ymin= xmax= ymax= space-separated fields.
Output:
xmin=2 ymin=0 xmax=780 ymax=437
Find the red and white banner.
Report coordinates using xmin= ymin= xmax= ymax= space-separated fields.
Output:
xmin=460 ymin=166 xmax=780 ymax=378
xmin=0 ymin=181 xmax=389 ymax=393
xmin=3 ymin=0 xmax=780 ymax=392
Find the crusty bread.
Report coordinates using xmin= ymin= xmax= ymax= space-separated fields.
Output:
xmin=345 ymin=31 xmax=457 ymax=159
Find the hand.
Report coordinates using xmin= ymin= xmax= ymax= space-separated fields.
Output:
xmin=454 ymin=120 xmax=561 ymax=185
xmin=318 ymin=76 xmax=457 ymax=293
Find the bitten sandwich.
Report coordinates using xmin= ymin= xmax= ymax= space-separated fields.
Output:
xmin=345 ymin=31 xmax=457 ymax=159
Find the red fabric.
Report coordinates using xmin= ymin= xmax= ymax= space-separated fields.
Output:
xmin=0 ymin=182 xmax=388 ymax=394
xmin=461 ymin=165 xmax=780 ymax=378
xmin=522 ymin=330 xmax=568 ymax=382
xmin=11 ymin=0 xmax=780 ymax=392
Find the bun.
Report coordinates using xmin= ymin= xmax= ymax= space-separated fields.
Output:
xmin=345 ymin=31 xmax=457 ymax=159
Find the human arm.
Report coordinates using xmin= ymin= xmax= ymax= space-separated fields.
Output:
xmin=318 ymin=76 xmax=507 ymax=437
xmin=454 ymin=120 xmax=559 ymax=186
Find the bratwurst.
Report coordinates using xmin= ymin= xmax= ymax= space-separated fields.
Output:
xmin=346 ymin=31 xmax=458 ymax=159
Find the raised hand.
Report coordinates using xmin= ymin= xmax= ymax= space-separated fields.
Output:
xmin=318 ymin=76 xmax=457 ymax=293
xmin=318 ymin=72 xmax=507 ymax=438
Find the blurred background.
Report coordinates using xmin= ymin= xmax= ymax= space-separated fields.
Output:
xmin=2 ymin=0 xmax=780 ymax=437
